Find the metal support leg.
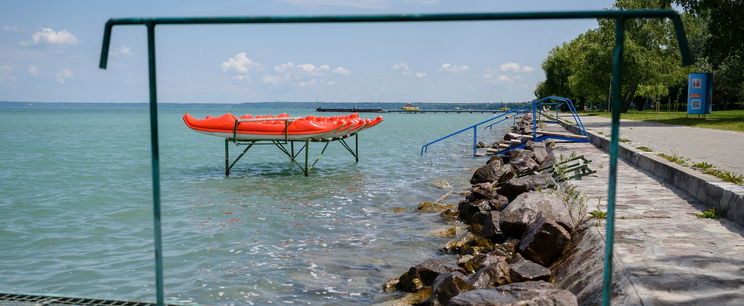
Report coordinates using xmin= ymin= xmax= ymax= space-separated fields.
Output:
xmin=224 ymin=138 xmax=230 ymax=176
xmin=355 ymin=133 xmax=359 ymax=163
xmin=304 ymin=139 xmax=309 ymax=176
xmin=291 ymin=141 xmax=295 ymax=162
xmin=473 ymin=126 xmax=477 ymax=156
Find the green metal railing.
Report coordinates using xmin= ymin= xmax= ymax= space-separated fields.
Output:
xmin=98 ymin=10 xmax=692 ymax=306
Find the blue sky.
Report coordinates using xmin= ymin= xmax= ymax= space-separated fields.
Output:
xmin=0 ymin=0 xmax=616 ymax=103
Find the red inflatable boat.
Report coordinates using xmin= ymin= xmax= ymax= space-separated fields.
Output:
xmin=183 ymin=113 xmax=383 ymax=140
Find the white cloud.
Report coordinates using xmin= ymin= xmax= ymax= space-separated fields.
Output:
xmin=0 ymin=66 xmax=16 ymax=83
xmin=28 ymin=64 xmax=38 ymax=76
xmin=391 ymin=62 xmax=411 ymax=75
xmin=221 ymin=52 xmax=262 ymax=81
xmin=20 ymin=28 xmax=79 ymax=46
xmin=110 ymin=45 xmax=134 ymax=57
xmin=3 ymin=25 xmax=24 ymax=32
xmin=415 ymin=72 xmax=427 ymax=78
xmin=333 ymin=67 xmax=351 ymax=75
xmin=262 ymin=62 xmax=350 ymax=87
xmin=499 ymin=62 xmax=534 ymax=73
xmin=55 ymin=68 xmax=72 ymax=84
xmin=440 ymin=63 xmax=469 ymax=73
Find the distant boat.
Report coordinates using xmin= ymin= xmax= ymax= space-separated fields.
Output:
xmin=500 ymin=106 xmax=510 ymax=111
xmin=402 ymin=103 xmax=420 ymax=112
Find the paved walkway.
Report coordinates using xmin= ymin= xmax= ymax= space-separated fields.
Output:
xmin=568 ymin=115 xmax=744 ymax=175
xmin=552 ymin=138 xmax=744 ymax=305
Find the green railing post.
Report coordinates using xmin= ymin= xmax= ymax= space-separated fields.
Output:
xmin=146 ymin=23 xmax=165 ymax=306
xmin=602 ymin=16 xmax=625 ymax=306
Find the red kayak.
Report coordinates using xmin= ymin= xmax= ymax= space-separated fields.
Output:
xmin=183 ymin=113 xmax=383 ymax=140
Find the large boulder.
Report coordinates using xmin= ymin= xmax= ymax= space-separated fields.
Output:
xmin=426 ymin=271 xmax=476 ymax=306
xmin=518 ymin=214 xmax=572 ymax=266
xmin=458 ymin=200 xmax=492 ymax=224
xmin=448 ymin=281 xmax=578 ymax=306
xmin=469 ymin=260 xmax=511 ymax=289
xmin=508 ymin=149 xmax=539 ymax=175
xmin=499 ymin=172 xmax=557 ymax=202
xmin=525 ymin=140 xmax=550 ymax=164
xmin=396 ymin=258 xmax=465 ymax=292
xmin=499 ymin=191 xmax=571 ymax=238
xmin=509 ymin=259 xmax=551 ymax=282
xmin=479 ymin=211 xmax=503 ymax=241
xmin=471 ymin=160 xmax=516 ymax=185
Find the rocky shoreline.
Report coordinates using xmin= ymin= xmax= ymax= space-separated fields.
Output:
xmin=383 ymin=114 xmax=592 ymax=306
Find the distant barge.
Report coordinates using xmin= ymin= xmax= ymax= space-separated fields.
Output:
xmin=316 ymin=107 xmax=386 ymax=113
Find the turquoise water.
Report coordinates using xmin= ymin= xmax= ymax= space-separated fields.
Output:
xmin=0 ymin=106 xmax=508 ymax=304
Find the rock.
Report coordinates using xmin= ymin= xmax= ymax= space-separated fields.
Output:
xmin=390 ymin=207 xmax=411 ymax=213
xmin=499 ymin=191 xmax=572 ymax=238
xmin=525 ymin=140 xmax=550 ymax=164
xmin=470 ymin=182 xmax=496 ymax=200
xmin=487 ymin=155 xmax=504 ymax=165
xmin=443 ymin=233 xmax=495 ymax=255
xmin=458 ymin=200 xmax=492 ymax=224
xmin=396 ymin=258 xmax=465 ymax=292
xmin=383 ymin=278 xmax=399 ymax=292
xmin=417 ymin=201 xmax=457 ymax=212
xmin=508 ymin=149 xmax=539 ymax=175
xmin=499 ymin=173 xmax=557 ymax=202
xmin=433 ymin=227 xmax=457 ymax=238
xmin=479 ymin=211 xmax=503 ymax=241
xmin=470 ymin=260 xmax=511 ymax=288
xmin=427 ymin=271 xmax=475 ymax=306
xmin=518 ymin=214 xmax=572 ymax=266
xmin=477 ymin=141 xmax=486 ymax=148
xmin=470 ymin=160 xmax=516 ymax=185
xmin=509 ymin=260 xmax=551 ymax=282
xmin=427 ymin=179 xmax=452 ymax=190
xmin=448 ymin=281 xmax=578 ymax=306
xmin=457 ymin=254 xmax=478 ymax=273
xmin=440 ymin=208 xmax=459 ymax=221
xmin=487 ymin=243 xmax=517 ymax=263
xmin=504 ymin=132 xmax=522 ymax=141
xmin=390 ymin=287 xmax=432 ymax=305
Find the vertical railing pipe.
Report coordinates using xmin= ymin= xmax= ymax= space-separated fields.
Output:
xmin=146 ymin=23 xmax=165 ymax=306
xmin=602 ymin=16 xmax=625 ymax=306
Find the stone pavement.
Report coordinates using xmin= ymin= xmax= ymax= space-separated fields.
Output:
xmin=551 ymin=139 xmax=744 ymax=305
xmin=570 ymin=114 xmax=744 ymax=175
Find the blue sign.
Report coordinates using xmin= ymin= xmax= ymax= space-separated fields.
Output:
xmin=687 ymin=73 xmax=713 ymax=114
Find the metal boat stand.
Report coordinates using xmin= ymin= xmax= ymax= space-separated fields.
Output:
xmin=224 ymin=133 xmax=359 ymax=177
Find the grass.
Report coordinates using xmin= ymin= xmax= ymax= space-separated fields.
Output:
xmin=589 ymin=210 xmax=607 ymax=219
xmin=701 ymin=168 xmax=744 ymax=184
xmin=582 ymin=110 xmax=744 ymax=133
xmin=657 ymin=152 xmax=689 ymax=166
xmin=619 ymin=138 xmax=631 ymax=143
xmin=691 ymin=161 xmax=714 ymax=170
xmin=636 ymin=146 xmax=653 ymax=152
xmin=695 ymin=208 xmax=726 ymax=219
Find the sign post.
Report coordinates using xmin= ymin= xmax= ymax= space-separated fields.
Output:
xmin=687 ymin=73 xmax=713 ymax=116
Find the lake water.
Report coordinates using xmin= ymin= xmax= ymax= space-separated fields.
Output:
xmin=0 ymin=106 xmax=509 ymax=304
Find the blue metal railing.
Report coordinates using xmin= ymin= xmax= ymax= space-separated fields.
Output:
xmin=421 ymin=96 xmax=589 ymax=156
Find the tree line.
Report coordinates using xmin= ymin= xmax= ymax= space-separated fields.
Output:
xmin=535 ymin=0 xmax=743 ymax=112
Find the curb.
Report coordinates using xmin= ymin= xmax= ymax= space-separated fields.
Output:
xmin=560 ymin=121 xmax=744 ymax=226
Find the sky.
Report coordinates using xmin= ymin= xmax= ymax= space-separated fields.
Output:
xmin=0 ymin=0 xmax=617 ymax=103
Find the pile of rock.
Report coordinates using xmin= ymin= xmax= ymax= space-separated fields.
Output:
xmin=479 ymin=114 xmax=542 ymax=154
xmin=384 ymin=133 xmax=580 ymax=305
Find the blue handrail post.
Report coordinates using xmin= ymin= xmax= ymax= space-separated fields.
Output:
xmin=473 ymin=126 xmax=478 ymax=156
xmin=532 ymin=102 xmax=537 ymax=140
xmin=602 ymin=16 xmax=625 ymax=306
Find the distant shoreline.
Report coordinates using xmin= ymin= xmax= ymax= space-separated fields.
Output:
xmin=0 ymin=101 xmax=524 ymax=110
